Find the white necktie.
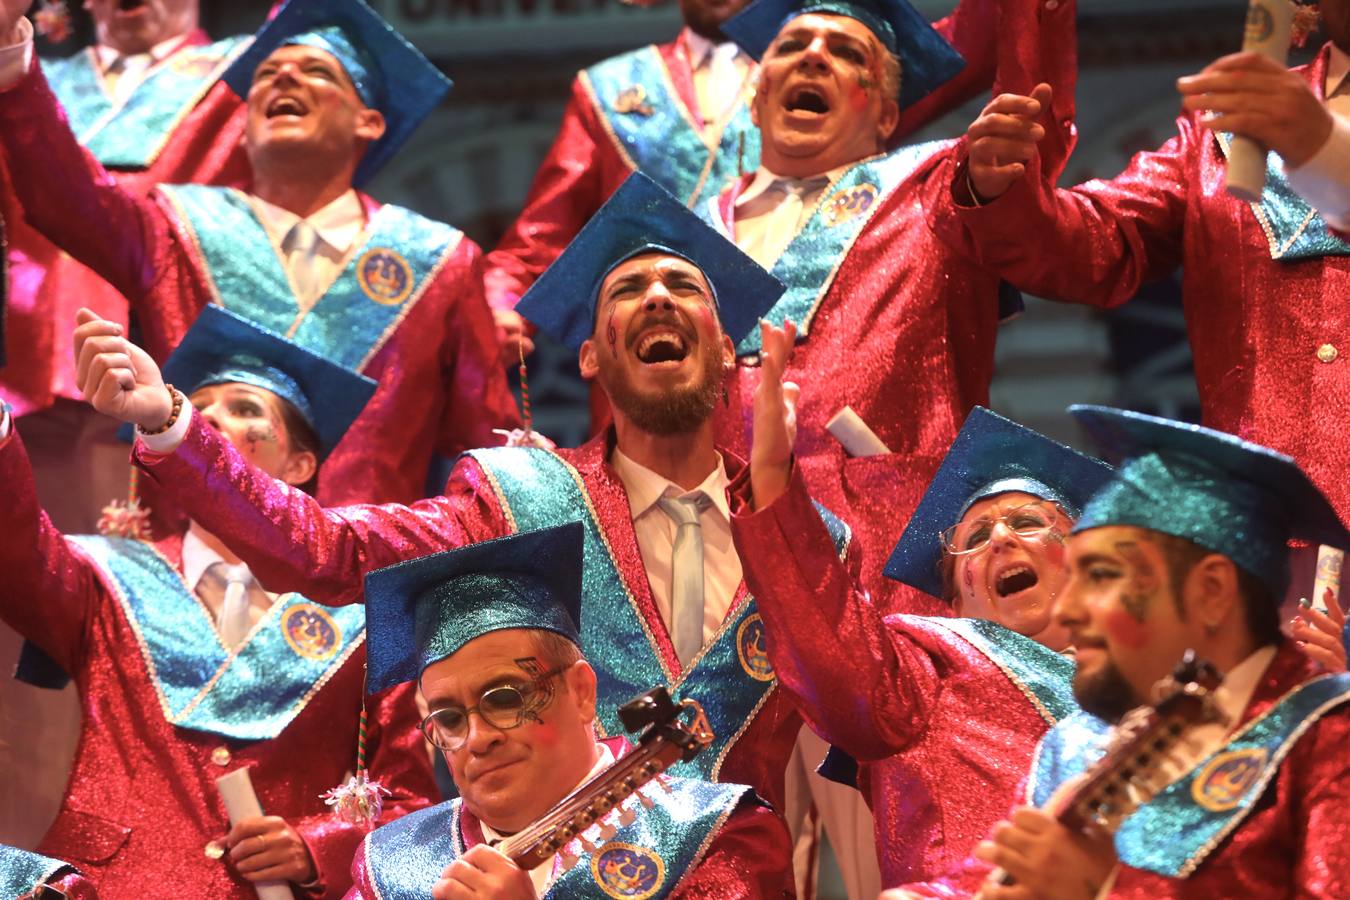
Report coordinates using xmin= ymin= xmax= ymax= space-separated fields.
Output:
xmin=757 ymin=176 xmax=829 ymax=267
xmin=105 ymin=53 xmax=153 ymax=102
xmin=283 ymin=219 xmax=322 ymax=306
xmin=657 ymin=493 xmax=711 ymax=666
xmin=200 ymin=561 xmax=257 ymax=650
xmin=695 ymin=43 xmax=743 ymax=127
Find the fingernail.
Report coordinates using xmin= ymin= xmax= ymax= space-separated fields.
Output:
xmin=1300 ymin=597 xmax=1312 ymax=608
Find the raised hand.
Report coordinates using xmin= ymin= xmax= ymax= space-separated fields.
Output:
xmin=493 ymin=309 xmax=536 ymax=368
xmin=749 ymin=318 xmax=798 ymax=511
xmin=965 ymin=83 xmax=1052 ymax=203
xmin=1178 ymin=51 xmax=1332 ymax=169
xmin=1292 ymin=588 xmax=1348 ymax=673
xmin=225 ymin=815 xmax=317 ymax=886
xmin=73 ymin=307 xmax=173 ymax=430
xmin=432 ymin=844 xmax=537 ymax=899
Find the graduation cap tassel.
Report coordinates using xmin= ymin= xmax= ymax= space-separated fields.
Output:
xmin=1290 ymin=1 xmax=1321 ymax=47
xmin=33 ymin=1 xmax=72 ymax=43
xmin=518 ymin=340 xmax=534 ymax=436
xmin=322 ymin=671 xmax=390 ymax=829
xmin=98 ymin=466 xmax=152 ymax=540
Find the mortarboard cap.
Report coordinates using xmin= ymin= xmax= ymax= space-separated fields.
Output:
xmin=884 ymin=406 xmax=1115 ymax=600
xmin=159 ymin=306 xmax=376 ymax=461
xmin=515 ymin=172 xmax=785 ymax=353
xmin=722 ymin=0 xmax=965 ymax=107
xmin=363 ymin=524 xmax=585 ymax=695
xmin=1068 ymin=405 xmax=1350 ymax=598
xmin=221 ymin=0 xmax=452 ymax=186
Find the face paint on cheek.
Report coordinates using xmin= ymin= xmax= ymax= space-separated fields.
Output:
xmin=850 ymin=75 xmax=873 ymax=111
xmin=606 ymin=308 xmax=619 ymax=357
xmin=1104 ymin=607 xmax=1152 ymax=650
xmin=243 ymin=423 xmax=278 ymax=450
xmin=1114 ymin=542 xmax=1160 ymax=624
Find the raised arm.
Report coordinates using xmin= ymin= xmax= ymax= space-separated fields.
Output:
xmin=0 ymin=20 xmax=172 ymax=303
xmin=0 ymin=412 xmax=102 ymax=677
xmin=72 ymin=310 xmax=510 ymax=605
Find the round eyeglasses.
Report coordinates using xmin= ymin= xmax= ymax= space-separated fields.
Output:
xmin=419 ymin=666 xmax=566 ymax=752
xmin=939 ymin=500 xmax=1061 ymax=556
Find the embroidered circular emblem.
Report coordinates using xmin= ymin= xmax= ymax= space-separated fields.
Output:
xmin=1244 ymin=2 xmax=1275 ymax=44
xmin=1191 ymin=748 xmax=1269 ymax=812
xmin=281 ymin=604 xmax=342 ymax=661
xmin=613 ymin=84 xmax=654 ymax=117
xmin=821 ymin=183 xmax=878 ymax=227
xmin=591 ymin=842 xmax=665 ymax=899
xmin=736 ymin=614 xmax=775 ymax=682
xmin=356 ymin=248 xmax=415 ymax=306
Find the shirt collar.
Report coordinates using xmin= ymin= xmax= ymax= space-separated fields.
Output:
xmin=610 ymin=447 xmax=733 ymax=523
xmin=682 ymin=27 xmax=742 ymax=71
xmin=94 ymin=32 xmax=193 ymax=71
xmin=250 ymin=190 xmax=366 ymax=255
xmin=1212 ymin=644 xmax=1279 ymax=730
xmin=1328 ymin=43 xmax=1350 ymax=97
xmin=735 ymin=163 xmax=851 ymax=208
xmin=181 ymin=528 xmax=225 ymax=594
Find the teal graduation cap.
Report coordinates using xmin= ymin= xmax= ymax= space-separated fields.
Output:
xmin=884 ymin=406 xmax=1115 ymax=600
xmin=364 ymin=524 xmax=585 ymax=694
xmin=221 ymin=0 xmax=452 ymax=186
xmin=159 ymin=305 xmax=377 ymax=461
xmin=721 ymin=0 xmax=965 ymax=108
xmin=514 ymin=172 xmax=786 ymax=353
xmin=1068 ymin=405 xmax=1350 ymax=598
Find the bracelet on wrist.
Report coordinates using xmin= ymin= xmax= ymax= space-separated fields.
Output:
xmin=138 ymin=384 xmax=183 ymax=436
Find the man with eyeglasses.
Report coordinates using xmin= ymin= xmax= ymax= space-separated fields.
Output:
xmin=729 ymin=405 xmax=1109 ymax=886
xmin=348 ymin=523 xmax=792 ymax=898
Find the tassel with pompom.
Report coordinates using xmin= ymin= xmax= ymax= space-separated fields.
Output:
xmin=492 ymin=337 xmax=556 ymax=450
xmin=33 ymin=1 xmax=72 ymax=43
xmin=1291 ymin=1 xmax=1322 ymax=48
xmin=97 ymin=469 xmax=151 ymax=540
xmin=322 ymin=686 xmax=390 ymax=829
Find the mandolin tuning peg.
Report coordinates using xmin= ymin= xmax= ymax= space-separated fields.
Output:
xmin=560 ymin=850 xmax=579 ymax=871
xmin=658 ymin=775 xmax=674 ymax=794
xmin=580 ymin=834 xmax=598 ymax=853
xmin=618 ymin=805 xmax=637 ymax=826
xmin=599 ymin=821 xmax=618 ymax=839
xmin=637 ymin=790 xmax=655 ymax=809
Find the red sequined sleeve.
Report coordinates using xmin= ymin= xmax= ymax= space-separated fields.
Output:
xmin=673 ymin=802 xmax=793 ymax=899
xmin=433 ymin=240 xmax=522 ymax=457
xmin=0 ymin=428 xmax=100 ymax=677
xmin=728 ymin=464 xmax=945 ymax=762
xmin=133 ymin=411 xmax=511 ymax=604
xmin=0 ymin=53 xmax=173 ymax=305
xmin=295 ymin=681 xmax=437 ymax=899
xmin=482 ymin=76 xmax=625 ymax=311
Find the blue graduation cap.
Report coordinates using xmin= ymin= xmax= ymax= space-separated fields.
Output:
xmin=884 ymin=407 xmax=1115 ymax=600
xmin=515 ymin=172 xmax=785 ymax=353
xmin=1068 ymin=405 xmax=1350 ymax=598
xmin=221 ymin=0 xmax=453 ymax=186
xmin=722 ymin=0 xmax=965 ymax=108
xmin=364 ymin=524 xmax=585 ymax=694
xmin=159 ymin=305 xmax=376 ymax=461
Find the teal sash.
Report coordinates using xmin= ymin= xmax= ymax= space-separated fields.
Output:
xmin=42 ymin=37 xmax=248 ymax=169
xmin=925 ymin=617 xmax=1077 ymax=725
xmin=365 ymin=776 xmax=748 ymax=898
xmin=70 ymin=535 xmax=365 ymax=741
xmin=466 ymin=447 xmax=850 ymax=783
xmin=1217 ymin=134 xmax=1350 ymax=262
xmin=1029 ymin=672 xmax=1350 ymax=877
xmin=718 ymin=142 xmax=948 ymax=356
xmin=159 ymin=185 xmax=462 ymax=371
xmin=0 ymin=846 xmax=69 ymax=899
xmin=581 ymin=46 xmax=759 ymax=208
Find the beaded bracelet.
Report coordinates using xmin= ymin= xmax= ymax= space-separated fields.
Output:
xmin=138 ymin=384 xmax=183 ymax=436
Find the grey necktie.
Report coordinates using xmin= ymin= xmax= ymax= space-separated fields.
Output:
xmin=759 ymin=175 xmax=831 ymax=263
xmin=656 ymin=493 xmax=712 ymax=666
xmin=197 ymin=562 xmax=261 ymax=650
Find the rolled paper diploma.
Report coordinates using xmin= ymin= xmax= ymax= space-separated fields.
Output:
xmin=1312 ymin=544 xmax=1344 ymax=614
xmin=826 ymin=406 xmax=891 ymax=457
xmin=1225 ymin=0 xmax=1294 ymax=200
xmin=216 ymin=768 xmax=296 ymax=900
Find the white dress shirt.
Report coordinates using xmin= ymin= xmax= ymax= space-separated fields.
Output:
xmin=610 ymin=448 xmax=742 ymax=648
xmin=248 ymin=190 xmax=367 ymax=310
xmin=181 ymin=529 xmax=278 ymax=636
xmin=732 ymin=165 xmax=848 ymax=268
xmin=1288 ymin=44 xmax=1350 ymax=230
xmin=0 ymin=18 xmax=191 ymax=99
xmin=683 ymin=28 xmax=752 ymax=134
xmin=479 ymin=743 xmax=614 ymax=897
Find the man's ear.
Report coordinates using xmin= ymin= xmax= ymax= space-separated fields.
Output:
xmin=1185 ymin=554 xmax=1242 ymax=632
xmin=567 ymin=660 xmax=599 ymax=725
xmin=578 ymin=339 xmax=599 ymax=380
xmin=720 ymin=332 xmax=736 ymax=368
xmin=281 ymin=448 xmax=318 ymax=488
xmin=355 ymin=107 xmax=387 ymax=144
xmin=877 ymin=97 xmax=900 ymax=144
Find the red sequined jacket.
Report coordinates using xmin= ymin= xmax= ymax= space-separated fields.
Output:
xmin=0 ymin=427 xmax=438 ymax=899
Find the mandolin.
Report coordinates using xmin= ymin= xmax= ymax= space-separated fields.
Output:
xmin=979 ymin=650 xmax=1225 ymax=895
xmin=497 ymin=686 xmax=714 ymax=871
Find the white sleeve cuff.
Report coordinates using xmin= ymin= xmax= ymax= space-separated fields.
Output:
xmin=0 ymin=404 xmax=11 ymax=441
xmin=1287 ymin=112 xmax=1350 ymax=231
xmin=0 ymin=17 xmax=35 ymax=91
xmin=136 ymin=394 xmax=194 ymax=454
